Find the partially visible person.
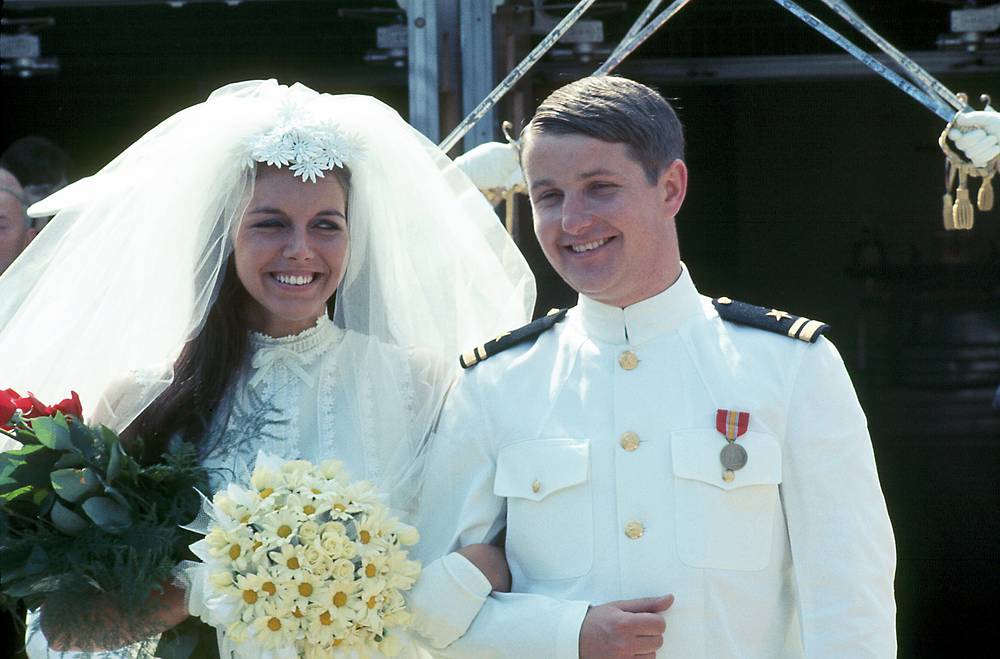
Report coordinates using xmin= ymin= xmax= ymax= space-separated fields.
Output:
xmin=1 ymin=136 xmax=73 ymax=206
xmin=2 ymin=136 xmax=73 ymax=233
xmin=950 ymin=108 xmax=1000 ymax=167
xmin=1 ymin=80 xmax=534 ymax=658
xmin=0 ymin=168 xmax=35 ymax=276
xmin=420 ymin=76 xmax=897 ymax=658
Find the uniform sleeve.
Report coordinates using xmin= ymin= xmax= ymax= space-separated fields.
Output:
xmin=405 ymin=552 xmax=491 ymax=648
xmin=781 ymin=337 xmax=896 ymax=657
xmin=411 ymin=371 xmax=590 ymax=659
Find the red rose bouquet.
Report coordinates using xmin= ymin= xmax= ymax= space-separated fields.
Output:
xmin=0 ymin=389 xmax=211 ymax=656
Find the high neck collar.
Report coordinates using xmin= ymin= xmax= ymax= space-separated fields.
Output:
xmin=248 ymin=315 xmax=342 ymax=356
xmin=576 ymin=265 xmax=704 ymax=345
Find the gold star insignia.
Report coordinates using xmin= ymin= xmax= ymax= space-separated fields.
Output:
xmin=766 ymin=309 xmax=791 ymax=322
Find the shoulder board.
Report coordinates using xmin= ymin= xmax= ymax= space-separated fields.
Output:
xmin=460 ymin=308 xmax=569 ymax=369
xmin=712 ymin=296 xmax=829 ymax=343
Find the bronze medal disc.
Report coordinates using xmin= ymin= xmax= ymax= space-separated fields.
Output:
xmin=720 ymin=443 xmax=748 ymax=471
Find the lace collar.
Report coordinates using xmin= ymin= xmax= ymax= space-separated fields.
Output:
xmin=247 ymin=316 xmax=342 ymax=386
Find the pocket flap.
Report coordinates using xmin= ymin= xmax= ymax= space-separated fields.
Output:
xmin=494 ymin=439 xmax=589 ymax=502
xmin=671 ymin=430 xmax=781 ymax=491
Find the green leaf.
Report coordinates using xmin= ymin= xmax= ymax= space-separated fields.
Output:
xmin=1 ymin=484 xmax=35 ymax=503
xmin=52 ymin=451 xmax=86 ymax=469
xmin=31 ymin=486 xmax=50 ymax=506
xmin=82 ymin=496 xmax=132 ymax=534
xmin=154 ymin=629 xmax=199 ymax=659
xmin=37 ymin=490 xmax=56 ymax=516
xmin=69 ymin=419 xmax=98 ymax=456
xmin=103 ymin=484 xmax=130 ymax=510
xmin=107 ymin=438 xmax=124 ymax=482
xmin=51 ymin=467 xmax=101 ymax=503
xmin=4 ymin=446 xmax=60 ymax=491
xmin=4 ymin=427 xmax=39 ymax=446
xmin=31 ymin=416 xmax=73 ymax=451
xmin=2 ymin=442 xmax=50 ymax=460
xmin=50 ymin=500 xmax=88 ymax=535
xmin=25 ymin=543 xmax=48 ymax=574
xmin=2 ymin=574 xmax=75 ymax=599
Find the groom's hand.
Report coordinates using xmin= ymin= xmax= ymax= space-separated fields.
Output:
xmin=579 ymin=594 xmax=674 ymax=659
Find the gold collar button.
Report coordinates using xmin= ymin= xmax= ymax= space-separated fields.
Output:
xmin=618 ymin=351 xmax=639 ymax=371
xmin=619 ymin=432 xmax=640 ymax=452
xmin=624 ymin=520 xmax=645 ymax=539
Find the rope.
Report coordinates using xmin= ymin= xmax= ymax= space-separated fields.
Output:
xmin=438 ymin=0 xmax=599 ymax=154
xmin=617 ymin=0 xmax=667 ymax=53
xmin=817 ymin=0 xmax=964 ymax=111
xmin=443 ymin=0 xmax=963 ymax=155
xmin=772 ymin=0 xmax=954 ymax=121
xmin=595 ymin=0 xmax=696 ymax=75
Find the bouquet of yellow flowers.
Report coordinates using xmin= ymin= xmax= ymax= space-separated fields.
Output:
xmin=186 ymin=452 xmax=421 ymax=658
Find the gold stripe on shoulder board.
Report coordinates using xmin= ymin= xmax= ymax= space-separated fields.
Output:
xmin=787 ymin=317 xmax=808 ymax=339
xmin=460 ymin=349 xmax=480 ymax=368
xmin=798 ymin=319 xmax=825 ymax=342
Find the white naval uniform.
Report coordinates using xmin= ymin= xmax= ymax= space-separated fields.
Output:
xmin=420 ymin=266 xmax=896 ymax=658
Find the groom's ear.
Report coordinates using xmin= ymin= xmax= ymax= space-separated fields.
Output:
xmin=659 ymin=159 xmax=687 ymax=219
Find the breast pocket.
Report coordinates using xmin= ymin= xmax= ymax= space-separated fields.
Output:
xmin=671 ymin=430 xmax=782 ymax=571
xmin=494 ymin=438 xmax=593 ymax=581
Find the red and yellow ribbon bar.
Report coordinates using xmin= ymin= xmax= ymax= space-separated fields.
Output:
xmin=716 ymin=409 xmax=750 ymax=440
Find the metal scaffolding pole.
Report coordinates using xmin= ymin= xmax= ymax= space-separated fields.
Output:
xmin=460 ymin=0 xmax=496 ymax=150
xmin=408 ymin=0 xmax=440 ymax=142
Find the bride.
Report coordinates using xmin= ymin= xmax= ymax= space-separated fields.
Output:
xmin=0 ymin=80 xmax=534 ymax=657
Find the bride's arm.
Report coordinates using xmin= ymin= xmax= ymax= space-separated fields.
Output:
xmin=455 ymin=542 xmax=511 ymax=593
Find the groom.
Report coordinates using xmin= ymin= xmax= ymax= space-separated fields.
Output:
xmin=420 ymin=75 xmax=897 ymax=658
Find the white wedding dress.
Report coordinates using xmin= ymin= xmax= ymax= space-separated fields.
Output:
xmin=26 ymin=317 xmax=487 ymax=659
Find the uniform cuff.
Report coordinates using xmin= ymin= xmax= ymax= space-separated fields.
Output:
xmin=555 ymin=600 xmax=590 ymax=659
xmin=407 ymin=552 xmax=491 ymax=648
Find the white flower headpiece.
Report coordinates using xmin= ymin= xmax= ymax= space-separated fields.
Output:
xmin=246 ymin=99 xmax=364 ymax=183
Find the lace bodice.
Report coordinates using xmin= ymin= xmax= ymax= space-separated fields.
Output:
xmin=199 ymin=317 xmax=341 ymax=490
xmin=200 ymin=316 xmax=451 ymax=511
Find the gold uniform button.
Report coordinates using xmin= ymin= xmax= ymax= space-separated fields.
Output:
xmin=531 ymin=480 xmax=541 ymax=493
xmin=723 ymin=469 xmax=735 ymax=483
xmin=618 ymin=351 xmax=639 ymax=371
xmin=619 ymin=432 xmax=640 ymax=452
xmin=624 ymin=520 xmax=645 ymax=540
xmin=717 ymin=296 xmax=733 ymax=305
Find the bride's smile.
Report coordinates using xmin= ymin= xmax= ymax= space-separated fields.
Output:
xmin=235 ymin=165 xmax=350 ymax=338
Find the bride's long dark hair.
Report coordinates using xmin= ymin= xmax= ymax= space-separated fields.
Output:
xmin=127 ymin=166 xmax=351 ymax=460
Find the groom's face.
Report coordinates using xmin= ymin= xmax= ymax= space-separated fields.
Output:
xmin=522 ymin=132 xmax=686 ymax=308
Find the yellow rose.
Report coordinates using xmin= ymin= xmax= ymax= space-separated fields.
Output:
xmin=396 ymin=524 xmax=420 ymax=546
xmin=299 ymin=520 xmax=320 ymax=543
xmin=209 ymin=570 xmax=233 ymax=588
xmin=331 ymin=558 xmax=356 ymax=581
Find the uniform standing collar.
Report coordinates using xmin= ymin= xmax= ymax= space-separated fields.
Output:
xmin=576 ymin=264 xmax=704 ymax=345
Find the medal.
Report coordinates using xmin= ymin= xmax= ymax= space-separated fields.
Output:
xmin=720 ymin=442 xmax=748 ymax=470
xmin=716 ymin=409 xmax=750 ymax=478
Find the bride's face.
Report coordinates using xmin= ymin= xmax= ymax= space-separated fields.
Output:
xmin=234 ymin=166 xmax=349 ymax=337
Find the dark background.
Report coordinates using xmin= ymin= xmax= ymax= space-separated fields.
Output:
xmin=2 ymin=1 xmax=998 ymax=657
